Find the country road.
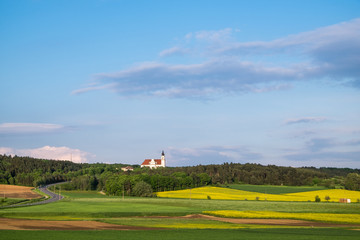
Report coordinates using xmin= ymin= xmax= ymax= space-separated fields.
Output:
xmin=1 ymin=182 xmax=66 ymax=208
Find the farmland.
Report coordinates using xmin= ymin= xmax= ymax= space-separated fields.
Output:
xmin=156 ymin=186 xmax=360 ymax=202
xmin=226 ymin=184 xmax=328 ymax=194
xmin=1 ymin=185 xmax=360 ymax=240
xmin=2 ymin=228 xmax=360 ymax=240
xmin=0 ymin=184 xmax=42 ymax=199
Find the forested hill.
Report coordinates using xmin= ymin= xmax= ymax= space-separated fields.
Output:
xmin=1 ymin=154 xmax=359 ymax=193
xmin=0 ymin=154 xmax=132 ymax=187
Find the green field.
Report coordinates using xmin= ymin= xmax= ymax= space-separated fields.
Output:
xmin=1 ymin=187 xmax=360 ymax=240
xmin=1 ymin=191 xmax=359 ymax=220
xmin=1 ymin=228 xmax=360 ymax=240
xmin=225 ymin=184 xmax=327 ymax=194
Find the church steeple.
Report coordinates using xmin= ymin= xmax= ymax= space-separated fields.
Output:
xmin=161 ymin=150 xmax=166 ymax=167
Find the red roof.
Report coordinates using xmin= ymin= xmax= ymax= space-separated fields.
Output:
xmin=141 ymin=159 xmax=162 ymax=165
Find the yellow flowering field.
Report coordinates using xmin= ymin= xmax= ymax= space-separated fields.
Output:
xmin=156 ymin=186 xmax=360 ymax=202
xmin=203 ymin=210 xmax=360 ymax=224
xmin=286 ymin=189 xmax=360 ymax=202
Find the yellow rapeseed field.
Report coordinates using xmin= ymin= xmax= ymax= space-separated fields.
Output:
xmin=286 ymin=189 xmax=360 ymax=202
xmin=203 ymin=210 xmax=360 ymax=224
xmin=156 ymin=186 xmax=360 ymax=202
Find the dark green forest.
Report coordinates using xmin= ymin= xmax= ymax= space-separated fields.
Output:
xmin=1 ymin=154 xmax=359 ymax=196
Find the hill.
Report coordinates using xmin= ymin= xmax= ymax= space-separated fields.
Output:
xmin=1 ymin=154 xmax=359 ymax=195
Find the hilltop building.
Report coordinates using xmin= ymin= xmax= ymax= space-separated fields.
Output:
xmin=141 ymin=151 xmax=166 ymax=169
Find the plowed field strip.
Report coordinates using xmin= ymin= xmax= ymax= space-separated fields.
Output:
xmin=0 ymin=218 xmax=161 ymax=230
xmin=0 ymin=185 xmax=41 ymax=199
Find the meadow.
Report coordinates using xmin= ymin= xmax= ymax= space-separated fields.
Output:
xmin=2 ymin=228 xmax=360 ymax=240
xmin=1 ymin=190 xmax=359 ymax=220
xmin=1 ymin=185 xmax=360 ymax=240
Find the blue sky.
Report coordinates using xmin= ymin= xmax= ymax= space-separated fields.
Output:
xmin=1 ymin=0 xmax=359 ymax=168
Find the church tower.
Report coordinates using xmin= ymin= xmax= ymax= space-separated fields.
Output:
xmin=161 ymin=150 xmax=166 ymax=167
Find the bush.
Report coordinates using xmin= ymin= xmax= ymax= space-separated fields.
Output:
xmin=133 ymin=181 xmax=153 ymax=197
xmin=344 ymin=173 xmax=360 ymax=191
xmin=315 ymin=195 xmax=321 ymax=202
xmin=207 ymin=195 xmax=211 ymax=200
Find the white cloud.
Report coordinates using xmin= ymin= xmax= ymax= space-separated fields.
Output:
xmin=71 ymin=83 xmax=117 ymax=95
xmin=74 ymin=18 xmax=360 ymax=99
xmin=159 ymin=46 xmax=189 ymax=57
xmin=285 ymin=117 xmax=327 ymax=125
xmin=186 ymin=28 xmax=234 ymax=42
xmin=0 ymin=146 xmax=93 ymax=163
xmin=0 ymin=123 xmax=65 ymax=134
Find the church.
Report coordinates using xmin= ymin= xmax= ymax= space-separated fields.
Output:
xmin=141 ymin=151 xmax=166 ymax=169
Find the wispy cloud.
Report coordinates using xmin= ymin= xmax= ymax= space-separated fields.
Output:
xmin=167 ymin=145 xmax=262 ymax=166
xmin=283 ymin=137 xmax=360 ymax=167
xmin=305 ymin=138 xmax=335 ymax=152
xmin=285 ymin=117 xmax=327 ymax=125
xmin=285 ymin=151 xmax=360 ymax=164
xmin=159 ymin=46 xmax=190 ymax=57
xmin=0 ymin=146 xmax=93 ymax=163
xmin=185 ymin=28 xmax=234 ymax=42
xmin=74 ymin=18 xmax=360 ymax=99
xmin=0 ymin=123 xmax=66 ymax=134
xmin=71 ymin=83 xmax=117 ymax=95
xmin=75 ymin=60 xmax=301 ymax=99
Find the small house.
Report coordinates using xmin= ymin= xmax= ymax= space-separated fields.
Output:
xmin=121 ymin=166 xmax=134 ymax=172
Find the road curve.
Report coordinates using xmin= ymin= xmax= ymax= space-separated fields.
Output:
xmin=1 ymin=182 xmax=66 ymax=208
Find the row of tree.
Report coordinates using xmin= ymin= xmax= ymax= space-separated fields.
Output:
xmin=1 ymin=154 xmax=360 ymax=194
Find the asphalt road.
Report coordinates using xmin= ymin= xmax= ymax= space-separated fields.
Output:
xmin=1 ymin=182 xmax=66 ymax=208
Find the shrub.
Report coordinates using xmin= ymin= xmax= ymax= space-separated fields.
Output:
xmin=207 ymin=195 xmax=211 ymax=200
xmin=315 ymin=195 xmax=321 ymax=202
xmin=133 ymin=181 xmax=153 ymax=197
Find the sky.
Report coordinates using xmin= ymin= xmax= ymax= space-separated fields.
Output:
xmin=0 ymin=0 xmax=359 ymax=168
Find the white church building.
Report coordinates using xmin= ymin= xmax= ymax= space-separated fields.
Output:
xmin=141 ymin=151 xmax=166 ymax=169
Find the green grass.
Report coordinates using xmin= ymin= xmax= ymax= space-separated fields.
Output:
xmin=61 ymin=191 xmax=118 ymax=199
xmin=1 ymin=229 xmax=359 ymax=240
xmin=1 ymin=194 xmax=359 ymax=220
xmin=1 ymin=189 xmax=360 ymax=238
xmin=0 ymin=198 xmax=28 ymax=207
xmin=102 ymin=217 xmax=247 ymax=229
xmin=226 ymin=184 xmax=327 ymax=194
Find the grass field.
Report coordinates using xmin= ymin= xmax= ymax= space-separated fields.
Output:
xmin=1 ymin=186 xmax=360 ymax=239
xmin=1 ymin=228 xmax=360 ymax=240
xmin=1 ymin=190 xmax=359 ymax=222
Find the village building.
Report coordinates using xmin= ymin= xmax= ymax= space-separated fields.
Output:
xmin=121 ymin=166 xmax=134 ymax=172
xmin=141 ymin=151 xmax=166 ymax=169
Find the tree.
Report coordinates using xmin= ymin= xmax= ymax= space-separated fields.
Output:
xmin=315 ymin=195 xmax=321 ymax=202
xmin=344 ymin=173 xmax=360 ymax=191
xmin=133 ymin=181 xmax=153 ymax=197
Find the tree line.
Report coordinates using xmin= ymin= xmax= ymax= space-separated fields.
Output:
xmin=1 ymin=154 xmax=360 ymax=196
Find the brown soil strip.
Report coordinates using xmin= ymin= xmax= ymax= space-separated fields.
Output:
xmin=0 ymin=218 xmax=160 ymax=231
xmin=1 ymin=214 xmax=358 ymax=230
xmin=144 ymin=214 xmax=360 ymax=228
xmin=0 ymin=185 xmax=42 ymax=199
